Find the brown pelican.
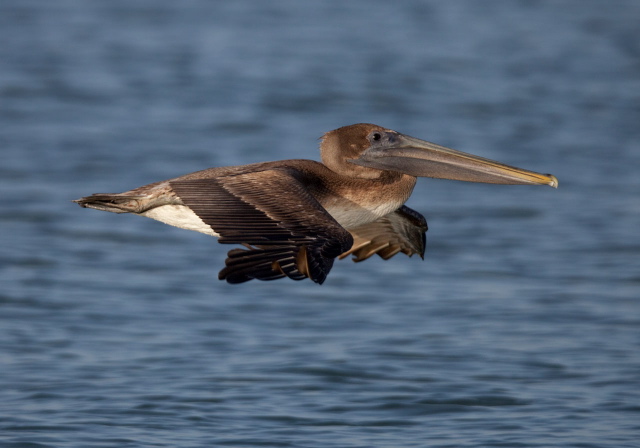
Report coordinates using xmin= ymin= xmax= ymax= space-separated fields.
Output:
xmin=74 ymin=124 xmax=557 ymax=284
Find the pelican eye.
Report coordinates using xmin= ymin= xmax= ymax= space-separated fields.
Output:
xmin=372 ymin=132 xmax=382 ymax=141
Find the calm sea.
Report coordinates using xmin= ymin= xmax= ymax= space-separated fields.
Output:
xmin=1 ymin=1 xmax=639 ymax=447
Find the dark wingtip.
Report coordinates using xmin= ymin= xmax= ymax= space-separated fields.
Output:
xmin=219 ymin=247 xmax=312 ymax=284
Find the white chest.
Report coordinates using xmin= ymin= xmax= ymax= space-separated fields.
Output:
xmin=325 ymin=198 xmax=404 ymax=230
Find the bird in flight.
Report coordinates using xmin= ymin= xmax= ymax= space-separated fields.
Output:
xmin=75 ymin=123 xmax=557 ymax=284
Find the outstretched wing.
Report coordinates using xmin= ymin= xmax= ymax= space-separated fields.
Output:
xmin=339 ymin=205 xmax=427 ymax=262
xmin=170 ymin=168 xmax=353 ymax=284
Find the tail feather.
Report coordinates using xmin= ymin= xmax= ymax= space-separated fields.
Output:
xmin=73 ymin=194 xmax=145 ymax=214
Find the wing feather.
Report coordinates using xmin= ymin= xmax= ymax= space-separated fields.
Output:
xmin=170 ymin=168 xmax=353 ymax=284
xmin=340 ymin=205 xmax=427 ymax=262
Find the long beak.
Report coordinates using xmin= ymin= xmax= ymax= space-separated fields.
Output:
xmin=350 ymin=134 xmax=558 ymax=187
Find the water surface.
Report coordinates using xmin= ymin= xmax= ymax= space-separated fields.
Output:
xmin=1 ymin=1 xmax=639 ymax=447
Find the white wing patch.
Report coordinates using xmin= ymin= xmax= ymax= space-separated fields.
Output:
xmin=142 ymin=205 xmax=219 ymax=237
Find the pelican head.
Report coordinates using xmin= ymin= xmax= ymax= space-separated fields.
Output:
xmin=321 ymin=124 xmax=558 ymax=187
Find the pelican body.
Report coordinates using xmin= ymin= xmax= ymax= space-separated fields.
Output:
xmin=75 ymin=124 xmax=557 ymax=284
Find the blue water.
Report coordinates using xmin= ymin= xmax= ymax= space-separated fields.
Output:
xmin=1 ymin=1 xmax=639 ymax=447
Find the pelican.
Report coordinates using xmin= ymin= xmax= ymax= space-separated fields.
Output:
xmin=74 ymin=124 xmax=557 ymax=284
